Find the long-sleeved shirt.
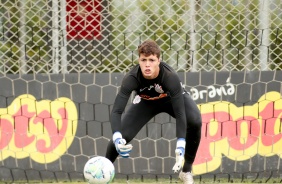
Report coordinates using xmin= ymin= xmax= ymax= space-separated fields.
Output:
xmin=110 ymin=61 xmax=187 ymax=138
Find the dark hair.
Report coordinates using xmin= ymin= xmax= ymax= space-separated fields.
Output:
xmin=138 ymin=40 xmax=161 ymax=59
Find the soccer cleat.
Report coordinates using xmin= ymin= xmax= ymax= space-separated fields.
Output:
xmin=179 ymin=171 xmax=195 ymax=184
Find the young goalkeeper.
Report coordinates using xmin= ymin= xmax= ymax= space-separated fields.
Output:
xmin=105 ymin=40 xmax=202 ymax=184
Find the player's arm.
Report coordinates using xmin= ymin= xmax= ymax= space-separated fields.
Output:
xmin=110 ymin=74 xmax=138 ymax=131
xmin=110 ymin=92 xmax=130 ymax=132
xmin=110 ymin=75 xmax=138 ymax=157
xmin=164 ymin=73 xmax=187 ymax=172
xmin=165 ymin=74 xmax=187 ymax=138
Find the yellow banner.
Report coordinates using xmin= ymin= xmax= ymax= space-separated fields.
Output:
xmin=0 ymin=94 xmax=78 ymax=163
xmin=193 ymin=91 xmax=282 ymax=174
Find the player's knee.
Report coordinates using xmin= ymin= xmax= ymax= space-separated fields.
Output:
xmin=189 ymin=113 xmax=202 ymax=129
xmin=194 ymin=118 xmax=202 ymax=130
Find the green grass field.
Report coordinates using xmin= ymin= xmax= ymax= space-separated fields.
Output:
xmin=31 ymin=176 xmax=281 ymax=184
xmin=14 ymin=176 xmax=279 ymax=184
xmin=37 ymin=182 xmax=274 ymax=184
xmin=36 ymin=178 xmax=277 ymax=184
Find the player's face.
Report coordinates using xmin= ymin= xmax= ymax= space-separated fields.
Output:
xmin=138 ymin=54 xmax=160 ymax=79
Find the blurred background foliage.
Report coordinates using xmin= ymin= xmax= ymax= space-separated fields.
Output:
xmin=0 ymin=0 xmax=282 ymax=73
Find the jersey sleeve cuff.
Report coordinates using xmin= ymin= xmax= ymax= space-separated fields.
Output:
xmin=113 ymin=131 xmax=122 ymax=141
xmin=176 ymin=138 xmax=186 ymax=149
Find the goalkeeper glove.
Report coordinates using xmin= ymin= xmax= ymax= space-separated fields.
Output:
xmin=113 ymin=132 xmax=133 ymax=158
xmin=172 ymin=138 xmax=186 ymax=173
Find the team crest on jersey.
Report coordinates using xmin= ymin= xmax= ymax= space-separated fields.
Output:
xmin=155 ymin=84 xmax=164 ymax=93
xmin=133 ymin=95 xmax=141 ymax=104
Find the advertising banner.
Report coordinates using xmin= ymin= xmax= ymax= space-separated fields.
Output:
xmin=0 ymin=71 xmax=281 ymax=181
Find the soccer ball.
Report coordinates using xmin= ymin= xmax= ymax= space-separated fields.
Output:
xmin=83 ymin=156 xmax=115 ymax=184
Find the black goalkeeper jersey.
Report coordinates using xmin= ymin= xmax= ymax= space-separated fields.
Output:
xmin=110 ymin=62 xmax=187 ymax=138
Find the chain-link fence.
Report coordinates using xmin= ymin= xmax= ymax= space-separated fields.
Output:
xmin=0 ymin=0 xmax=282 ymax=74
xmin=1 ymin=1 xmax=282 ymax=182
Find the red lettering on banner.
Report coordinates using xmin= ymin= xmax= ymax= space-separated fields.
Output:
xmin=228 ymin=117 xmax=260 ymax=150
xmin=0 ymin=119 xmax=13 ymax=149
xmin=194 ymin=100 xmax=282 ymax=166
xmin=0 ymin=105 xmax=69 ymax=153
xmin=34 ymin=108 xmax=68 ymax=153
xmin=13 ymin=105 xmax=35 ymax=148
xmin=0 ymin=94 xmax=78 ymax=164
xmin=260 ymin=102 xmax=282 ymax=146
xmin=194 ymin=111 xmax=231 ymax=164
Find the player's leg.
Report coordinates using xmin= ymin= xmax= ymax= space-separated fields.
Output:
xmin=178 ymin=94 xmax=202 ymax=184
xmin=163 ymin=93 xmax=202 ymax=171
xmin=105 ymin=100 xmax=158 ymax=162
xmin=181 ymin=93 xmax=202 ymax=173
xmin=164 ymin=93 xmax=201 ymax=183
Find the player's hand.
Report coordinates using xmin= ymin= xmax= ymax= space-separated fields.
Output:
xmin=172 ymin=138 xmax=186 ymax=173
xmin=113 ymin=132 xmax=133 ymax=158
